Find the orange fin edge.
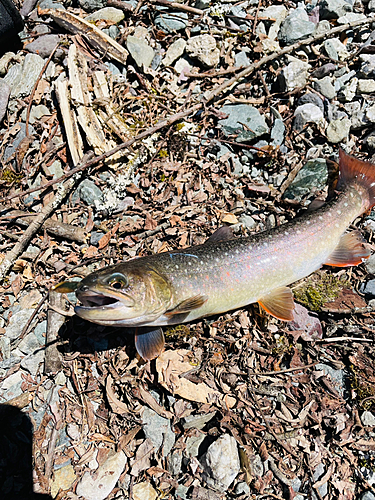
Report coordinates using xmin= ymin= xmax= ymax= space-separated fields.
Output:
xmin=258 ymin=287 xmax=295 ymax=321
xmin=324 ymin=230 xmax=370 ymax=267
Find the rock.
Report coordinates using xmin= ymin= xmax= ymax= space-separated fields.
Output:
xmin=279 ymin=57 xmax=311 ymax=92
xmin=174 ymin=56 xmax=192 ymax=74
xmin=183 ymin=412 xmax=216 ymax=429
xmin=283 ymin=158 xmax=328 ymax=201
xmin=0 ymin=79 xmax=10 ymax=123
xmin=0 ymin=52 xmax=22 ymax=77
xmin=313 ymin=463 xmax=328 ymax=498
xmin=337 ymin=12 xmax=367 ymax=24
xmin=167 ymin=450 xmax=183 ymax=475
xmin=271 ymin=118 xmax=285 ymax=146
xmin=4 ymin=53 xmax=45 ymax=99
xmin=360 ymin=279 xmax=375 ymax=297
xmin=365 ymin=253 xmax=375 ymax=274
xmin=50 ymin=463 xmax=76 ymax=498
xmin=278 ymin=7 xmax=316 ymax=45
xmin=48 ymin=160 xmax=64 ymax=179
xmin=358 ymin=79 xmax=375 ymax=94
xmin=248 ymin=454 xmax=264 ymax=477
xmin=360 ymin=54 xmax=375 ymax=78
xmin=5 ymin=309 xmax=34 ymax=341
xmin=337 ymin=76 xmax=357 ymax=102
xmin=20 ymin=349 xmax=44 ymax=375
xmin=262 ymin=5 xmax=288 ymax=40
xmin=361 ymin=492 xmax=375 ymax=500
xmin=238 ymin=214 xmax=256 ymax=229
xmin=0 ymin=336 xmax=10 ymax=360
xmin=176 ymin=484 xmax=189 ymax=499
xmin=38 ymin=0 xmax=64 ymax=8
xmin=185 ymin=431 xmax=206 ymax=457
xmin=318 ymin=0 xmax=352 ymax=20
xmin=311 ymin=62 xmax=337 ymax=79
xmin=293 ymin=103 xmax=324 ymax=132
xmin=289 ymin=303 xmax=323 ymax=340
xmin=154 ymin=11 xmax=188 ymax=33
xmin=163 ymin=38 xmax=186 ymax=66
xmin=133 ymin=482 xmax=158 ymax=500
xmin=186 ymin=34 xmax=220 ymax=68
xmin=324 ymin=38 xmax=348 ymax=61
xmin=361 ymin=411 xmax=375 ymax=427
xmin=234 ymin=482 xmax=251 ymax=496
xmin=18 ymin=332 xmax=42 ymax=355
xmin=76 ymin=451 xmax=127 ymax=500
xmin=369 ymin=0 xmax=375 ymax=12
xmin=0 ymin=357 xmax=21 ymax=370
xmin=3 ymin=123 xmax=35 ymax=163
xmin=142 ymin=407 xmax=175 ymax=457
xmin=126 ymin=36 xmax=154 ymax=68
xmin=85 ymin=7 xmax=125 ymax=23
xmin=25 ymin=34 xmax=63 ymax=59
xmin=326 ymin=116 xmax=350 ymax=143
xmin=298 ymin=92 xmax=324 ymax=112
xmin=313 ymin=76 xmax=336 ymax=99
xmin=219 ymin=104 xmax=268 ymax=140
xmin=201 ymin=434 xmax=240 ymax=492
xmin=234 ymin=50 xmax=250 ymax=67
xmin=78 ymin=0 xmax=106 ymax=12
xmin=77 ymin=179 xmax=103 ymax=205
xmin=22 ymin=104 xmax=51 ymax=124
xmin=315 ymin=363 xmax=346 ymax=396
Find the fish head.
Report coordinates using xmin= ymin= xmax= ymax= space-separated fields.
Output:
xmin=74 ymin=263 xmax=172 ymax=326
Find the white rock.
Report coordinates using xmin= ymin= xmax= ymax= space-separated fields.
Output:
xmin=294 ymin=103 xmax=324 ymax=125
xmin=358 ymin=79 xmax=375 ymax=94
xmin=201 ymin=434 xmax=240 ymax=492
xmin=76 ymin=451 xmax=127 ymax=500
xmin=186 ymin=34 xmax=220 ymax=67
xmin=133 ymin=482 xmax=158 ymax=500
xmin=361 ymin=411 xmax=375 ymax=427
xmin=85 ymin=7 xmax=124 ymax=23
xmin=163 ymin=39 xmax=186 ymax=67
xmin=326 ymin=116 xmax=351 ymax=143
xmin=324 ymin=38 xmax=349 ymax=61
xmin=261 ymin=5 xmax=288 ymax=40
xmin=280 ymin=57 xmax=311 ymax=92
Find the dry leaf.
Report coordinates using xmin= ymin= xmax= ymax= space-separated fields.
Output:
xmin=221 ymin=213 xmax=238 ymax=224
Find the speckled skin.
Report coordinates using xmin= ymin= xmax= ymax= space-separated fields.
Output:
xmin=75 ymin=183 xmax=366 ymax=327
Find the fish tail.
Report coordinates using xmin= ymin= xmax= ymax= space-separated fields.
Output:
xmin=338 ymin=149 xmax=375 ymax=211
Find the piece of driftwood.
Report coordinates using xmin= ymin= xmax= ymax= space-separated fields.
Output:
xmin=45 ymin=290 xmax=65 ymax=374
xmin=7 ymin=209 xmax=87 ymax=243
xmin=45 ymin=8 xmax=128 ymax=66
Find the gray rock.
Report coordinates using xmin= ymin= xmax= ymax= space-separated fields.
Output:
xmin=175 ymin=484 xmax=189 ymax=500
xmin=18 ymin=332 xmax=42 ymax=355
xmin=238 ymin=214 xmax=256 ymax=229
xmin=186 ymin=34 xmax=220 ymax=68
xmin=0 ymin=80 xmax=10 ymax=123
xmin=90 ymin=231 xmax=104 ymax=246
xmin=361 ymin=411 xmax=375 ymax=427
xmin=185 ymin=431 xmax=206 ymax=457
xmin=293 ymin=103 xmax=324 ymax=132
xmin=163 ymin=39 xmax=186 ymax=67
xmin=142 ymin=407 xmax=175 ymax=457
xmin=77 ymin=179 xmax=103 ymax=205
xmin=365 ymin=253 xmax=375 ymax=274
xmin=183 ymin=412 xmax=216 ymax=429
xmin=358 ymin=79 xmax=375 ymax=94
xmin=313 ymin=76 xmax=336 ymax=99
xmin=298 ymin=92 xmax=324 ymax=112
xmin=219 ymin=104 xmax=268 ymax=140
xmin=249 ymin=454 xmax=264 ymax=477
xmin=21 ymin=349 xmax=44 ymax=375
xmin=201 ymin=434 xmax=240 ymax=492
xmin=360 ymin=54 xmax=375 ymax=78
xmin=271 ymin=118 xmax=285 ymax=146
xmin=4 ymin=53 xmax=45 ymax=98
xmin=311 ymin=62 xmax=337 ymax=79
xmin=3 ymin=123 xmax=36 ymax=162
xmin=104 ymin=25 xmax=120 ymax=40
xmin=278 ymin=7 xmax=316 ymax=45
xmin=85 ymin=7 xmax=124 ymax=23
xmin=360 ymin=279 xmax=375 ymax=297
xmin=48 ymin=160 xmax=64 ymax=179
xmin=154 ymin=11 xmax=188 ymax=33
xmin=324 ymin=38 xmax=348 ymax=61
xmin=76 ymin=451 xmax=127 ymax=500
xmin=5 ymin=309 xmax=34 ymax=341
xmin=22 ymin=104 xmax=51 ymax=124
xmin=0 ymin=336 xmax=10 ymax=360
xmin=25 ymin=34 xmax=63 ymax=59
xmin=167 ymin=450 xmax=182 ymax=475
xmin=279 ymin=58 xmax=311 ymax=92
xmin=126 ymin=36 xmax=154 ymax=68
xmin=78 ymin=0 xmax=106 ymax=12
xmin=234 ymin=50 xmax=250 ymax=67
xmin=283 ymin=158 xmax=328 ymax=201
xmin=234 ymin=482 xmax=250 ymax=496
xmin=337 ymin=12 xmax=366 ymax=24
xmin=313 ymin=463 xmax=328 ymax=498
xmin=318 ymin=0 xmax=352 ymax=20
xmin=315 ymin=363 xmax=346 ymax=397
xmin=326 ymin=116 xmax=350 ymax=143
xmin=361 ymin=492 xmax=375 ymax=500
xmin=34 ymin=320 xmax=47 ymax=345
xmin=369 ymin=0 xmax=375 ymax=12
xmin=0 ymin=357 xmax=21 ymax=370
xmin=38 ymin=0 xmax=65 ymax=8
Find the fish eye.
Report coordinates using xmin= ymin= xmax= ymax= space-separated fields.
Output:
xmin=107 ymin=273 xmax=128 ymax=290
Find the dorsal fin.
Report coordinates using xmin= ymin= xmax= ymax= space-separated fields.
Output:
xmin=165 ymin=295 xmax=208 ymax=317
xmin=206 ymin=226 xmax=234 ymax=243
xmin=258 ymin=287 xmax=295 ymax=321
xmin=324 ymin=230 xmax=370 ymax=267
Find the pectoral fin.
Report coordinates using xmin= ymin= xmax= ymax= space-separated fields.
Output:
xmin=165 ymin=295 xmax=208 ymax=317
xmin=258 ymin=287 xmax=295 ymax=321
xmin=324 ymin=230 xmax=370 ymax=267
xmin=206 ymin=226 xmax=234 ymax=243
xmin=52 ymin=281 xmax=80 ymax=293
xmin=135 ymin=327 xmax=165 ymax=360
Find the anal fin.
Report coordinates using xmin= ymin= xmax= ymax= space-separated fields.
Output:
xmin=165 ymin=295 xmax=208 ymax=317
xmin=324 ymin=230 xmax=370 ymax=267
xmin=135 ymin=327 xmax=165 ymax=360
xmin=258 ymin=287 xmax=295 ymax=321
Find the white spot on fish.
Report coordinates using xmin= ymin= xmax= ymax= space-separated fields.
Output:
xmin=371 ymin=182 xmax=375 ymax=187
xmin=344 ymin=203 xmax=348 ymax=207
xmin=337 ymin=210 xmax=341 ymax=215
xmin=327 ymin=213 xmax=332 ymax=217
xmin=319 ymin=216 xmax=323 ymax=220
xmin=306 ymin=220 xmax=311 ymax=224
xmin=350 ymin=192 xmax=353 ymax=197
xmin=335 ymin=223 xmax=339 ymax=227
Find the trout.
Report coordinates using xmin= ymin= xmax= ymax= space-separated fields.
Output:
xmin=55 ymin=150 xmax=375 ymax=360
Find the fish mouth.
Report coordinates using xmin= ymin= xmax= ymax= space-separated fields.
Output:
xmin=76 ymin=290 xmax=123 ymax=309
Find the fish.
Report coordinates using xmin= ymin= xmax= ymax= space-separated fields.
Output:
xmin=54 ymin=149 xmax=375 ymax=360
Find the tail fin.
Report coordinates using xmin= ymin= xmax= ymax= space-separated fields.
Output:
xmin=338 ymin=149 xmax=375 ymax=211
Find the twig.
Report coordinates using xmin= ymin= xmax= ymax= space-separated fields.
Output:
xmin=150 ymin=0 xmax=204 ymax=15
xmin=107 ymin=0 xmax=133 ymax=11
xmin=248 ymin=362 xmax=318 ymax=376
xmin=0 ymin=176 xmax=80 ymax=281
xmin=25 ymin=42 xmax=61 ymax=137
xmin=252 ymin=0 xmax=262 ymax=35
xmin=316 ymin=336 xmax=374 ymax=343
xmin=2 ymin=17 xmax=371 ymax=206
